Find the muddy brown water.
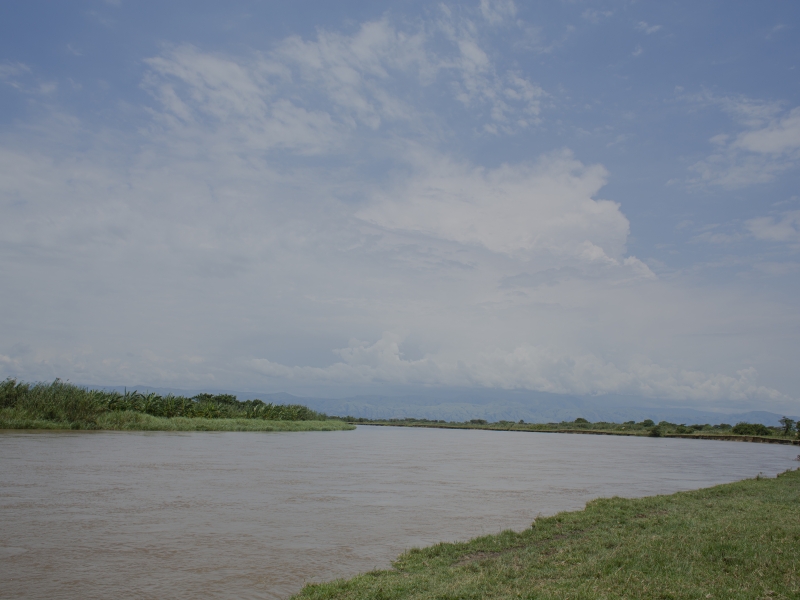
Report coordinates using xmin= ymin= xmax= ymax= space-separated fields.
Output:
xmin=1 ymin=426 xmax=797 ymax=599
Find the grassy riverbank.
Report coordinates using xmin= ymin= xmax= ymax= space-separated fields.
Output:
xmin=0 ymin=410 xmax=353 ymax=432
xmin=295 ymin=469 xmax=800 ymax=599
xmin=0 ymin=379 xmax=353 ymax=432
xmin=345 ymin=417 xmax=799 ymax=444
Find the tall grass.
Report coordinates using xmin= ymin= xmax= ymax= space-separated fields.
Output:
xmin=0 ymin=378 xmax=330 ymax=430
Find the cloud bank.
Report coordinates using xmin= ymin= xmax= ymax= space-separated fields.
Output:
xmin=1 ymin=3 xmax=798 ymax=411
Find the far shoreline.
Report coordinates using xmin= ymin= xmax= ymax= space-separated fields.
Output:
xmin=351 ymin=421 xmax=800 ymax=445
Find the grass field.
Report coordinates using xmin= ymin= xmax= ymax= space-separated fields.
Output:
xmin=294 ymin=468 xmax=800 ymax=599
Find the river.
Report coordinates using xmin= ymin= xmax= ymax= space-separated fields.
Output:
xmin=0 ymin=426 xmax=797 ymax=599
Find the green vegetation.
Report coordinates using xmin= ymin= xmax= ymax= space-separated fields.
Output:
xmin=294 ymin=469 xmax=800 ymax=600
xmin=337 ymin=415 xmax=799 ymax=442
xmin=731 ymin=422 xmax=773 ymax=437
xmin=0 ymin=379 xmax=354 ymax=432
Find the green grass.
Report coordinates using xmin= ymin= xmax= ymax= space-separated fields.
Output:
xmin=0 ymin=378 xmax=354 ymax=432
xmin=294 ymin=469 xmax=800 ymax=600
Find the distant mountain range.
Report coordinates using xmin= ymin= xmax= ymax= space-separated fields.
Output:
xmin=93 ymin=384 xmax=798 ymax=427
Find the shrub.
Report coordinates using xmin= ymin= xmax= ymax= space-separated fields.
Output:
xmin=574 ymin=417 xmax=589 ymax=424
xmin=642 ymin=419 xmax=655 ymax=427
xmin=732 ymin=422 xmax=772 ymax=436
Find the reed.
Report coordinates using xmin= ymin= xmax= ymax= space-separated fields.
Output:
xmin=0 ymin=378 xmax=341 ymax=431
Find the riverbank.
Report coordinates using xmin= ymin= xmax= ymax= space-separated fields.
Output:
xmin=351 ymin=421 xmax=800 ymax=445
xmin=294 ymin=468 xmax=800 ymax=599
xmin=0 ymin=410 xmax=354 ymax=432
xmin=0 ymin=379 xmax=353 ymax=432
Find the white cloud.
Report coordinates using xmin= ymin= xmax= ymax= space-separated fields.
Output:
xmin=690 ymin=95 xmax=800 ymax=187
xmin=767 ymin=23 xmax=787 ymax=39
xmin=479 ymin=0 xmax=517 ymax=25
xmin=251 ymin=334 xmax=785 ymax=403
xmin=142 ymin=16 xmax=545 ymax=142
xmin=358 ymin=149 xmax=629 ymax=262
xmin=0 ymin=61 xmax=31 ymax=80
xmin=273 ymin=19 xmax=433 ymax=129
xmin=686 ymin=91 xmax=783 ymax=129
xmin=266 ymin=12 xmax=545 ymax=135
xmin=635 ymin=21 xmax=661 ymax=34
xmin=1 ymin=8 xmax=798 ymax=410
xmin=754 ymin=261 xmax=800 ymax=276
xmin=436 ymin=7 xmax=546 ymax=132
xmin=733 ymin=107 xmax=800 ymax=155
xmin=692 ymin=230 xmax=743 ymax=245
xmin=143 ymin=45 xmax=344 ymax=155
xmin=747 ymin=211 xmax=800 ymax=243
xmin=0 ymin=61 xmax=56 ymax=95
xmin=581 ymin=10 xmax=613 ymax=24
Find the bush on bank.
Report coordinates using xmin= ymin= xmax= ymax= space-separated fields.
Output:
xmin=731 ymin=422 xmax=774 ymax=436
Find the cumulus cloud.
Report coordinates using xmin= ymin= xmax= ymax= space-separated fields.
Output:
xmin=359 ymin=150 xmax=629 ymax=262
xmin=251 ymin=334 xmax=785 ymax=403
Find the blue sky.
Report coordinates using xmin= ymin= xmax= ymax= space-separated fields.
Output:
xmin=1 ymin=1 xmax=799 ymax=412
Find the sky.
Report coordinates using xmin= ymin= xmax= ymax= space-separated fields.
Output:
xmin=1 ymin=1 xmax=799 ymax=413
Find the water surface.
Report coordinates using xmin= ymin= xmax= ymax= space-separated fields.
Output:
xmin=1 ymin=426 xmax=797 ymax=599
